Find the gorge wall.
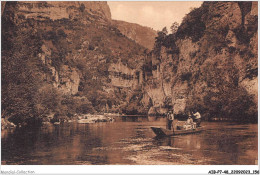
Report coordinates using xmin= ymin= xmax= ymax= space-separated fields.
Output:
xmin=143 ymin=1 xmax=258 ymax=121
xmin=2 ymin=1 xmax=148 ymax=125
xmin=1 ymin=1 xmax=258 ymax=126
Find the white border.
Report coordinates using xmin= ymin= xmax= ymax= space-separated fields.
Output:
xmin=1 ymin=0 xmax=259 ymax=174
xmin=1 ymin=165 xmax=259 ymax=174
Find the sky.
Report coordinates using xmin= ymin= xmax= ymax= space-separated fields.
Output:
xmin=108 ymin=1 xmax=203 ymax=31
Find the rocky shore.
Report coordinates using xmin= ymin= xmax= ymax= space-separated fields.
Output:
xmin=77 ymin=114 xmax=115 ymax=124
xmin=1 ymin=113 xmax=118 ymax=130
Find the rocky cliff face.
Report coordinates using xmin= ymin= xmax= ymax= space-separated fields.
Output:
xmin=2 ymin=1 xmax=147 ymax=124
xmin=112 ymin=20 xmax=157 ymax=50
xmin=143 ymin=1 xmax=258 ymax=121
xmin=11 ymin=1 xmax=111 ymax=22
xmin=2 ymin=1 xmax=257 ymax=125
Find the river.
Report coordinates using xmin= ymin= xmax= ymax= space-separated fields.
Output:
xmin=1 ymin=116 xmax=258 ymax=165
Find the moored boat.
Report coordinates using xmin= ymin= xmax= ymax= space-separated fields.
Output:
xmin=151 ymin=126 xmax=204 ymax=137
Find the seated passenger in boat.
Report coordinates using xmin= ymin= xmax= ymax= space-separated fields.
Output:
xmin=182 ymin=116 xmax=197 ymax=130
xmin=176 ymin=121 xmax=184 ymax=130
xmin=186 ymin=116 xmax=193 ymax=125
xmin=176 ymin=116 xmax=194 ymax=130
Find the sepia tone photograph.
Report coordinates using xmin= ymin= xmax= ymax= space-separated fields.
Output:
xmin=1 ymin=0 xmax=258 ymax=169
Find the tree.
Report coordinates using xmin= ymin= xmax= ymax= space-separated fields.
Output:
xmin=162 ymin=27 xmax=168 ymax=35
xmin=155 ymin=27 xmax=168 ymax=46
xmin=170 ymin=22 xmax=179 ymax=35
xmin=154 ymin=27 xmax=169 ymax=54
xmin=2 ymin=7 xmax=44 ymax=124
xmin=1 ymin=27 xmax=42 ymax=124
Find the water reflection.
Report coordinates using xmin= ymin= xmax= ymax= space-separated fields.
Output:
xmin=1 ymin=118 xmax=258 ymax=165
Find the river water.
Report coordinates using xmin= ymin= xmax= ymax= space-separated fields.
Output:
xmin=1 ymin=116 xmax=258 ymax=165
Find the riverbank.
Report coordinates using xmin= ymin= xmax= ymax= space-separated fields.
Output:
xmin=1 ymin=113 xmax=119 ymax=130
xmin=2 ymin=113 xmax=257 ymax=130
xmin=77 ymin=114 xmax=116 ymax=124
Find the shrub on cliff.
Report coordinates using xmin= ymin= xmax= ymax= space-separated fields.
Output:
xmin=176 ymin=5 xmax=207 ymax=42
xmin=154 ymin=27 xmax=167 ymax=54
xmin=154 ymin=28 xmax=179 ymax=56
xmin=170 ymin=22 xmax=179 ymax=35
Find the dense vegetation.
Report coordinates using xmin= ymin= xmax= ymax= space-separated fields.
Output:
xmin=2 ymin=2 xmax=146 ymax=126
xmin=1 ymin=1 xmax=257 ymax=128
xmin=149 ymin=1 xmax=257 ymax=122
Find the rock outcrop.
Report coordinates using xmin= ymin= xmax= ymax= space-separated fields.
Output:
xmin=143 ymin=1 xmax=258 ymax=121
xmin=1 ymin=1 xmax=148 ymax=125
xmin=2 ymin=1 xmax=257 ymax=125
xmin=11 ymin=1 xmax=111 ymax=22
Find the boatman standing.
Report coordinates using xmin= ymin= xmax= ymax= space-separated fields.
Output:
xmin=167 ymin=111 xmax=174 ymax=130
xmin=166 ymin=112 xmax=169 ymax=129
xmin=170 ymin=111 xmax=175 ymax=131
xmin=193 ymin=111 xmax=201 ymax=127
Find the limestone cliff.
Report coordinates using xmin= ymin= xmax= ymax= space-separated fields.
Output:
xmin=112 ymin=20 xmax=157 ymax=50
xmin=2 ymin=1 xmax=257 ymax=125
xmin=11 ymin=1 xmax=111 ymax=22
xmin=2 ymin=1 xmax=147 ymax=124
xmin=143 ymin=2 xmax=258 ymax=121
